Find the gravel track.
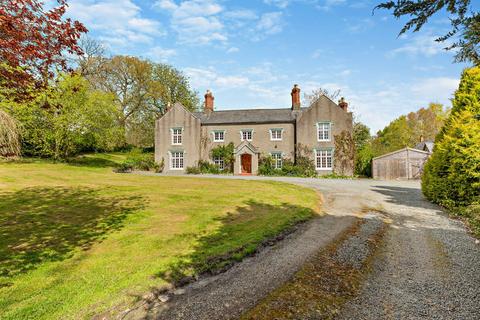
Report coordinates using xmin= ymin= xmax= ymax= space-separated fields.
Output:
xmin=132 ymin=174 xmax=480 ymax=320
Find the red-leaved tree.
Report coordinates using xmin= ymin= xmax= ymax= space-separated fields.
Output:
xmin=0 ymin=0 xmax=87 ymax=98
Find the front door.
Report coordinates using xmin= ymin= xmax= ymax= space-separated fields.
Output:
xmin=241 ymin=153 xmax=252 ymax=175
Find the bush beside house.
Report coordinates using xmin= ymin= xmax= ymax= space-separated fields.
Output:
xmin=422 ymin=67 xmax=480 ymax=236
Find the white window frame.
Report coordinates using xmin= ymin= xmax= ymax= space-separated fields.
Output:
xmin=171 ymin=127 xmax=183 ymax=145
xmin=270 ymin=152 xmax=283 ymax=169
xmin=212 ymin=130 xmax=225 ymax=142
xmin=269 ymin=128 xmax=283 ymax=141
xmin=213 ymin=156 xmax=225 ymax=170
xmin=315 ymin=149 xmax=333 ymax=170
xmin=240 ymin=129 xmax=253 ymax=142
xmin=316 ymin=122 xmax=331 ymax=142
xmin=170 ymin=151 xmax=184 ymax=170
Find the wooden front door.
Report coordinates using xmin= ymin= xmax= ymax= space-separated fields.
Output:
xmin=241 ymin=153 xmax=252 ymax=174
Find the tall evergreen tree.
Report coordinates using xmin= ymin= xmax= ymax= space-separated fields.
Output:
xmin=422 ymin=67 xmax=480 ymax=208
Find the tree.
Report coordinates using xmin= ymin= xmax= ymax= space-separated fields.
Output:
xmin=303 ymin=87 xmax=341 ymax=106
xmin=422 ymin=67 xmax=480 ymax=209
xmin=0 ymin=0 xmax=87 ymax=97
xmin=353 ymin=121 xmax=371 ymax=151
xmin=75 ymin=36 xmax=106 ymax=77
xmin=88 ymin=56 xmax=199 ymax=147
xmin=353 ymin=121 xmax=373 ymax=176
xmin=371 ymin=103 xmax=448 ymax=156
xmin=10 ymin=74 xmax=122 ymax=159
xmin=375 ymin=0 xmax=479 ymax=65
xmin=0 ymin=109 xmax=20 ymax=157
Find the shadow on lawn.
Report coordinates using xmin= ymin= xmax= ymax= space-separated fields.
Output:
xmin=155 ymin=200 xmax=317 ymax=286
xmin=0 ymin=186 xmax=144 ymax=279
xmin=66 ymin=155 xmax=120 ymax=168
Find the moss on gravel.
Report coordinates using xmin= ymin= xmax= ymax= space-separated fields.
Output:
xmin=241 ymin=215 xmax=388 ymax=320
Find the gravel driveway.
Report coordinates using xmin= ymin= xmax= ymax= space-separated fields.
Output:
xmin=130 ymin=175 xmax=480 ymax=320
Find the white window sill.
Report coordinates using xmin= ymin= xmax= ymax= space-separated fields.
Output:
xmin=270 ymin=139 xmax=283 ymax=141
xmin=317 ymin=140 xmax=331 ymax=142
xmin=169 ymin=168 xmax=184 ymax=170
xmin=213 ymin=140 xmax=224 ymax=143
xmin=316 ymin=168 xmax=332 ymax=171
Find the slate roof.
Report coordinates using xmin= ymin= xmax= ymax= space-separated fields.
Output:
xmin=192 ymin=108 xmax=306 ymax=125
xmin=414 ymin=141 xmax=434 ymax=153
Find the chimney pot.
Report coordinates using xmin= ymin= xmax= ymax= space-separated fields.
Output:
xmin=338 ymin=97 xmax=348 ymax=111
xmin=291 ymin=84 xmax=301 ymax=110
xmin=204 ymin=89 xmax=214 ymax=113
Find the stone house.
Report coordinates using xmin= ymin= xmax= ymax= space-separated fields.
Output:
xmin=155 ymin=85 xmax=353 ymax=175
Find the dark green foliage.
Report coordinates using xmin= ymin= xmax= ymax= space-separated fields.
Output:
xmin=422 ymin=67 xmax=480 ymax=236
xmin=353 ymin=122 xmax=373 ymax=177
xmin=375 ymin=0 xmax=479 ymax=64
xmin=355 ymin=144 xmax=373 ymax=177
xmin=113 ymin=161 xmax=134 ymax=173
xmin=186 ymin=160 xmax=221 ymax=174
xmin=258 ymin=151 xmax=316 ymax=178
xmin=211 ymin=142 xmax=235 ymax=173
xmin=115 ymin=149 xmax=159 ymax=172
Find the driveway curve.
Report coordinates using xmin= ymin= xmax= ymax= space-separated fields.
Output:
xmin=129 ymin=175 xmax=480 ymax=320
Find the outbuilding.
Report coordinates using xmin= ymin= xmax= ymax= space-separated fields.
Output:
xmin=372 ymin=147 xmax=431 ymax=180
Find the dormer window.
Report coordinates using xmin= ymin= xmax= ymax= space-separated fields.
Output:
xmin=270 ymin=128 xmax=283 ymax=141
xmin=241 ymin=129 xmax=253 ymax=141
xmin=171 ymin=128 xmax=183 ymax=145
xmin=317 ymin=122 xmax=331 ymax=142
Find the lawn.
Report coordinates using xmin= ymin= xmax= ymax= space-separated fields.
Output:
xmin=0 ymin=154 xmax=321 ymax=319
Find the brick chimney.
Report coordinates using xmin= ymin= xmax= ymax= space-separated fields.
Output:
xmin=338 ymin=97 xmax=348 ymax=111
xmin=291 ymin=84 xmax=301 ymax=110
xmin=204 ymin=89 xmax=214 ymax=113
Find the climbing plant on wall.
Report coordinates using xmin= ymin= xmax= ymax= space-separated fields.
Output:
xmin=334 ymin=130 xmax=355 ymax=176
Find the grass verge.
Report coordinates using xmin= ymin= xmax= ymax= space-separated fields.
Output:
xmin=0 ymin=154 xmax=321 ymax=319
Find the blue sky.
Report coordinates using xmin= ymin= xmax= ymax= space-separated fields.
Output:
xmin=64 ymin=0 xmax=471 ymax=132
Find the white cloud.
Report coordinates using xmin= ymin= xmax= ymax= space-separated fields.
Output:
xmin=347 ymin=18 xmax=375 ymax=33
xmin=317 ymin=0 xmax=346 ymax=11
xmin=227 ymin=47 xmax=240 ymax=53
xmin=185 ymin=67 xmax=250 ymax=89
xmin=154 ymin=0 xmax=227 ymax=45
xmin=255 ymin=12 xmax=284 ymax=38
xmin=411 ymin=77 xmax=459 ymax=100
xmin=223 ymin=9 xmax=258 ymax=20
xmin=337 ymin=77 xmax=458 ymax=132
xmin=264 ymin=0 xmax=290 ymax=8
xmin=155 ymin=0 xmax=178 ymax=10
xmin=388 ymin=32 xmax=449 ymax=58
xmin=68 ymin=0 xmax=164 ymax=47
xmin=146 ymin=46 xmax=177 ymax=62
xmin=311 ymin=49 xmax=324 ymax=59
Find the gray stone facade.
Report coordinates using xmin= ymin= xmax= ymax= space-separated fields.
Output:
xmin=155 ymin=86 xmax=353 ymax=175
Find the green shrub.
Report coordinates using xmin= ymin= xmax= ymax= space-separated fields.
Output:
xmin=186 ymin=160 xmax=222 ymax=174
xmin=186 ymin=166 xmax=201 ymax=174
xmin=448 ymin=203 xmax=480 ymax=238
xmin=422 ymin=67 xmax=480 ymax=209
xmin=258 ymin=154 xmax=316 ymax=178
xmin=114 ymin=149 xmax=159 ymax=172
xmin=211 ymin=143 xmax=234 ymax=173
xmin=113 ymin=161 xmax=134 ymax=173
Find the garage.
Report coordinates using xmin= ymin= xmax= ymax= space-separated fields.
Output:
xmin=372 ymin=147 xmax=431 ymax=180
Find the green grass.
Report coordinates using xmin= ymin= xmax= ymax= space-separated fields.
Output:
xmin=0 ymin=154 xmax=321 ymax=319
